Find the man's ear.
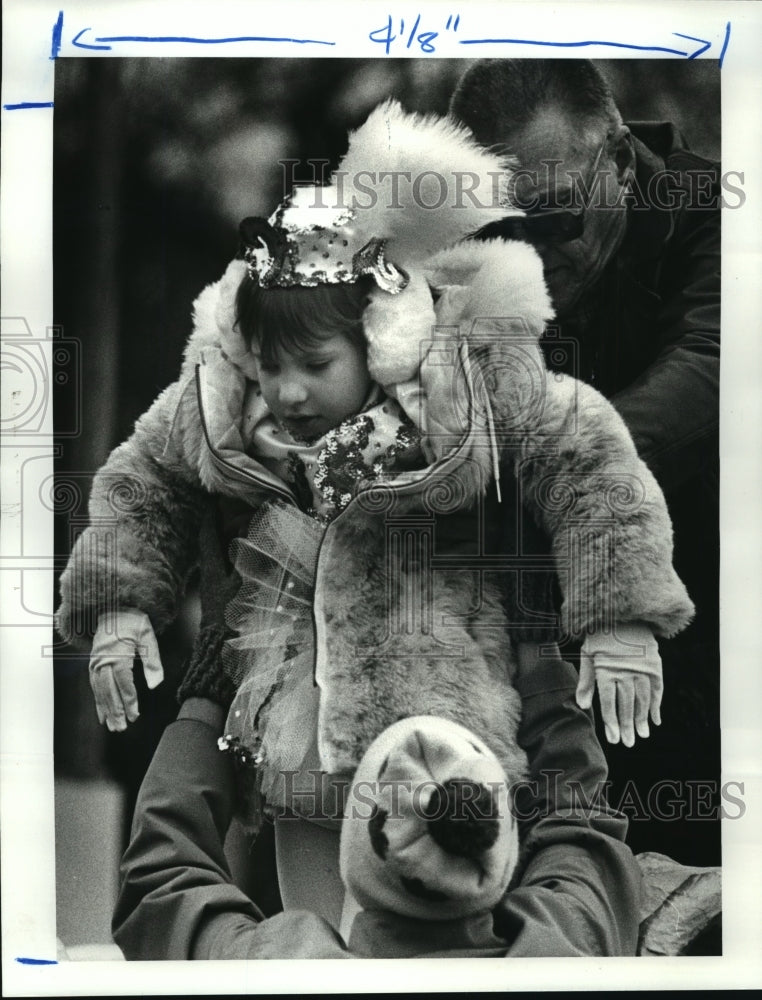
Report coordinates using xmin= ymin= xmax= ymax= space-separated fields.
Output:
xmin=612 ymin=126 xmax=636 ymax=186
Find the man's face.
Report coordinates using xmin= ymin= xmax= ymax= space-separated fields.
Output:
xmin=503 ymin=107 xmax=631 ymax=316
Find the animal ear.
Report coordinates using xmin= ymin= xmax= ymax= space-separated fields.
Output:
xmin=237 ymin=217 xmax=291 ymax=286
xmin=353 ymin=238 xmax=409 ymax=294
xmin=237 ymin=217 xmax=285 ymax=258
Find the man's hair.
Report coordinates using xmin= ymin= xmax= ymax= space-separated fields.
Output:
xmin=449 ymin=59 xmax=620 ymax=147
xmin=235 ymin=276 xmax=372 ymax=368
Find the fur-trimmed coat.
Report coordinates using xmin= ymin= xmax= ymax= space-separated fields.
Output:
xmin=56 ymin=237 xmax=694 ymax=784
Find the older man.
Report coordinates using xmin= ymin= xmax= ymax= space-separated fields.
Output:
xmin=450 ymin=59 xmax=720 ymax=867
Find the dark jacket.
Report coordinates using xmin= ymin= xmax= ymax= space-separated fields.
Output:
xmin=544 ymin=121 xmax=720 ymax=494
xmin=540 ymin=122 xmax=721 ymax=863
xmin=112 ymin=657 xmax=641 ymax=959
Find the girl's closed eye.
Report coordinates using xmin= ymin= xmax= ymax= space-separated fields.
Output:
xmin=252 ymin=351 xmax=277 ymax=375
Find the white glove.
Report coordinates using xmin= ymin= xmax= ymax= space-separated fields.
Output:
xmin=89 ymin=609 xmax=164 ymax=731
xmin=575 ymin=622 xmax=663 ymax=747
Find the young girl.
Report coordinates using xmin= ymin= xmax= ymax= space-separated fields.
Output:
xmin=56 ymin=100 xmax=694 ymax=943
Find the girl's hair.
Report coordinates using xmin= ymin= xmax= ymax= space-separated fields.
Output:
xmin=235 ymin=275 xmax=374 ymax=368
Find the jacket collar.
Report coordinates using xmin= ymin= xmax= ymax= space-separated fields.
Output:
xmin=619 ymin=130 xmax=675 ymax=266
xmin=195 ymin=347 xmax=297 ymax=504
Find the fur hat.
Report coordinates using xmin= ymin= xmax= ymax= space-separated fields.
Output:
xmin=235 ymin=100 xmax=535 ymax=387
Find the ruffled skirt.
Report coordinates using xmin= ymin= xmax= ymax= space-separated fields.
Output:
xmin=221 ymin=501 xmax=328 ymax=830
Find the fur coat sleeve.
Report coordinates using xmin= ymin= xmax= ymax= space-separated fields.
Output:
xmin=55 ymin=261 xmax=264 ymax=645
xmin=424 ymin=240 xmax=695 ymax=641
xmin=512 ymin=371 xmax=694 ymax=639
xmin=55 ymin=373 xmax=209 ymax=644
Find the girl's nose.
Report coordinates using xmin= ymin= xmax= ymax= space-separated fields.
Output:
xmin=278 ymin=376 xmax=309 ymax=407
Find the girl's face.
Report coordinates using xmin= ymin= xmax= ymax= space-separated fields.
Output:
xmin=253 ymin=330 xmax=372 ymax=441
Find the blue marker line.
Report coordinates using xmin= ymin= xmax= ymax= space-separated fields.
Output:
xmin=4 ymin=102 xmax=55 ymax=110
xmin=50 ymin=10 xmax=64 ymax=59
xmin=72 ymin=28 xmax=335 ymax=50
xmin=71 ymin=28 xmax=110 ymax=50
xmin=458 ymin=36 xmax=708 ymax=58
xmin=406 ymin=13 xmax=422 ymax=48
xmin=672 ymin=32 xmax=711 ymax=58
xmin=15 ymin=957 xmax=58 ymax=966
xmin=100 ymin=33 xmax=335 ymax=45
xmin=718 ymin=21 xmax=731 ymax=68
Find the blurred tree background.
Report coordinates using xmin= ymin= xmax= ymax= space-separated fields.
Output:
xmin=52 ymin=57 xmax=720 ymax=936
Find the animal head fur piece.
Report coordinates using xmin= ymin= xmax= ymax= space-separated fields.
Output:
xmin=339 ymin=715 xmax=520 ymax=922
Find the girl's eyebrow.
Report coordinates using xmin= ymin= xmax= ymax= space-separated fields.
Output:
xmin=250 ymin=344 xmax=334 ymax=364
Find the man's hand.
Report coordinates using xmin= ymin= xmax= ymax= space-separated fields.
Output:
xmin=90 ymin=609 xmax=164 ymax=731
xmin=575 ymin=623 xmax=663 ymax=747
